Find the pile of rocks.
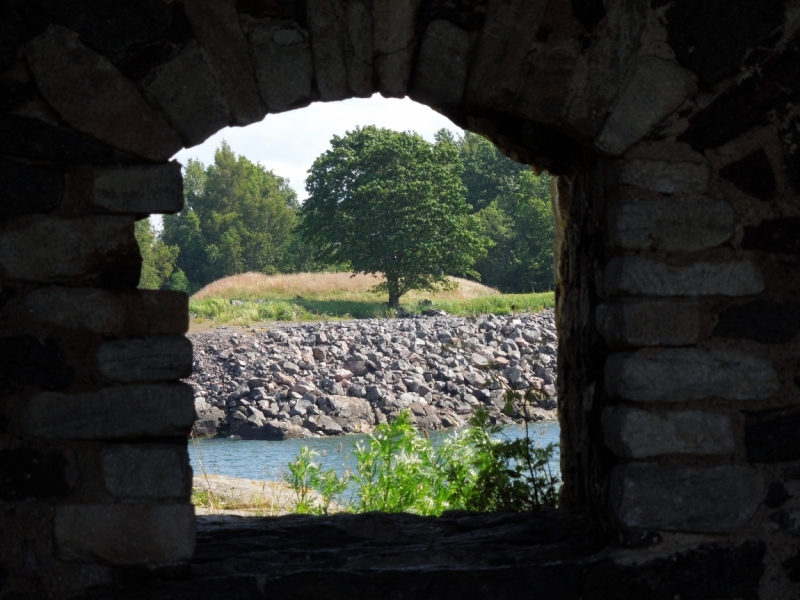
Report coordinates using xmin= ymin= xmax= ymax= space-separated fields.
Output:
xmin=190 ymin=310 xmax=558 ymax=440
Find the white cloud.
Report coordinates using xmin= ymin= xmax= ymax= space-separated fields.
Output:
xmin=170 ymin=94 xmax=462 ymax=200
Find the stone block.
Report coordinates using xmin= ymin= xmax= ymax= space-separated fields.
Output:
xmin=102 ymin=444 xmax=191 ymax=500
xmin=596 ymin=300 xmax=701 ymax=347
xmin=562 ymin=0 xmax=647 ymax=139
xmin=142 ymin=40 xmax=231 ymax=147
xmin=249 ymin=22 xmax=314 ymax=112
xmin=741 ymin=216 xmax=800 ymax=255
xmin=605 ymin=348 xmax=780 ymax=402
xmin=719 ymin=148 xmax=777 ymax=201
xmin=466 ymin=0 xmax=547 ymax=109
xmin=307 ymin=0 xmax=349 ymax=101
xmin=0 ymin=448 xmax=70 ymax=500
xmin=714 ymin=299 xmax=800 ymax=344
xmin=0 ymin=156 xmax=63 ymax=219
xmin=745 ymin=406 xmax=800 ymax=463
xmin=604 ymin=257 xmax=764 ymax=297
xmin=596 ymin=57 xmax=697 ymax=156
xmin=616 ymin=160 xmax=710 ymax=194
xmin=24 ymin=26 xmax=181 ymax=161
xmin=183 ymin=0 xmax=265 ymax=126
xmin=607 ymin=193 xmax=734 ymax=251
xmin=610 ymin=463 xmax=764 ymax=532
xmin=22 ymin=287 xmax=188 ymax=335
xmin=372 ymin=0 xmax=423 ymax=97
xmin=411 ymin=20 xmax=471 ymax=106
xmin=97 ymin=336 xmax=193 ymax=383
xmin=22 ymin=383 xmax=196 ymax=439
xmin=92 ymin=163 xmax=183 ymax=215
xmin=55 ymin=504 xmax=195 ymax=565
xmin=0 ymin=215 xmax=138 ymax=285
xmin=0 ymin=335 xmax=74 ymax=391
xmin=344 ymin=0 xmax=374 ymax=97
xmin=603 ymin=406 xmax=735 ymax=458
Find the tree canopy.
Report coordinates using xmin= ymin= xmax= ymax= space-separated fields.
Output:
xmin=300 ymin=126 xmax=490 ymax=307
xmin=161 ymin=141 xmax=301 ymax=291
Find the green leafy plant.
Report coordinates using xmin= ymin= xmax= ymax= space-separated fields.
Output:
xmin=284 ymin=404 xmax=559 ymax=516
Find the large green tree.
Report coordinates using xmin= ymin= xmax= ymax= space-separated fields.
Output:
xmin=458 ymin=131 xmax=529 ymax=212
xmin=300 ymin=126 xmax=489 ymax=307
xmin=162 ymin=141 xmax=300 ymax=290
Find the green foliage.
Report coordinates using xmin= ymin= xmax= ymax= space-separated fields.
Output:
xmin=455 ymin=132 xmax=556 ymax=293
xmin=458 ymin=131 xmax=529 ymax=212
xmin=162 ymin=141 xmax=301 ymax=290
xmin=473 ymin=171 xmax=556 ymax=293
xmin=284 ymin=406 xmax=560 ymax=516
xmin=135 ymin=218 xmax=179 ymax=290
xmin=285 ymin=447 xmax=349 ymax=514
xmin=300 ymin=126 xmax=491 ymax=307
xmin=189 ymin=292 xmax=554 ymax=325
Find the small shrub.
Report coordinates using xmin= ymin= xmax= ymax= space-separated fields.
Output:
xmin=284 ymin=405 xmax=560 ymax=516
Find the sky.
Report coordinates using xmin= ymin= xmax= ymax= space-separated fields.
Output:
xmin=171 ymin=94 xmax=463 ymax=201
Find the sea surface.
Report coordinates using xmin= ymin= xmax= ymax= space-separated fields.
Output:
xmin=189 ymin=422 xmax=561 ymax=483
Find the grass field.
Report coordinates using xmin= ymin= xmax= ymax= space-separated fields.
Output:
xmin=189 ymin=272 xmax=555 ymax=326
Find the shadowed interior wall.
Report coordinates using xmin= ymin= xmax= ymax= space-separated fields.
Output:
xmin=0 ymin=0 xmax=798 ymax=597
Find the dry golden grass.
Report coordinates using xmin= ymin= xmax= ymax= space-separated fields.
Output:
xmin=192 ymin=271 xmax=500 ymax=302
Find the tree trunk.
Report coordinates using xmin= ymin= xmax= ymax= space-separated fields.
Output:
xmin=388 ymin=290 xmax=401 ymax=308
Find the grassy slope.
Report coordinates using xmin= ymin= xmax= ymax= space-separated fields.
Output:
xmin=190 ymin=272 xmax=555 ymax=325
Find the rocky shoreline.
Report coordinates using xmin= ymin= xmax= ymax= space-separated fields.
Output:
xmin=190 ymin=309 xmax=558 ymax=441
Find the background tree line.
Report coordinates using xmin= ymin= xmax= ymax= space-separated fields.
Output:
xmin=136 ymin=132 xmax=554 ymax=295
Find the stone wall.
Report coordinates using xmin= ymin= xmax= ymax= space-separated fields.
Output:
xmin=0 ymin=0 xmax=798 ymax=597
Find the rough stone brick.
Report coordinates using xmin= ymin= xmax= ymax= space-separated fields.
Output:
xmin=183 ymin=0 xmax=265 ymax=126
xmin=677 ymin=38 xmax=800 ymax=152
xmin=30 ymin=0 xmax=172 ymax=58
xmin=0 ymin=448 xmax=70 ymax=500
xmin=92 ymin=163 xmax=183 ymax=215
xmin=562 ymin=0 xmax=646 ymax=139
xmin=741 ymin=216 xmax=800 ymax=255
xmin=602 ymin=406 xmax=735 ymax=458
xmin=307 ymin=0 xmax=349 ymax=101
xmin=142 ymin=40 xmax=231 ymax=147
xmin=616 ymin=160 xmax=710 ymax=194
xmin=102 ymin=444 xmax=191 ymax=500
xmin=596 ymin=301 xmax=701 ymax=347
xmin=372 ymin=0 xmax=423 ymax=97
xmin=610 ymin=463 xmax=764 ymax=532
xmin=24 ymin=27 xmax=181 ymax=161
xmin=55 ymin=504 xmax=195 ymax=565
xmin=97 ymin=336 xmax=193 ymax=383
xmin=605 ymin=347 xmax=780 ymax=402
xmin=249 ymin=21 xmax=314 ymax=112
xmin=22 ymin=383 xmax=196 ymax=439
xmin=21 ymin=287 xmax=188 ymax=335
xmin=604 ymin=256 xmax=764 ymax=297
xmin=0 ymin=215 xmax=139 ymax=286
xmin=745 ymin=405 xmax=800 ymax=463
xmin=0 ymin=114 xmax=124 ymax=165
xmin=412 ymin=20 xmax=471 ymax=106
xmin=466 ymin=0 xmax=547 ymax=109
xmin=583 ymin=541 xmax=766 ymax=600
xmin=607 ymin=193 xmax=734 ymax=251
xmin=344 ymin=0 xmax=374 ymax=97
xmin=0 ymin=157 xmax=63 ymax=219
xmin=784 ymin=550 xmax=800 ymax=583
xmin=714 ymin=299 xmax=800 ymax=344
xmin=596 ymin=57 xmax=697 ymax=156
xmin=0 ymin=335 xmax=74 ymax=393
xmin=719 ymin=148 xmax=777 ymax=201
xmin=780 ymin=115 xmax=800 ymax=194
xmin=666 ymin=0 xmax=784 ymax=86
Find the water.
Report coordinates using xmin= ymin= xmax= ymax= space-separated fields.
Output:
xmin=189 ymin=422 xmax=561 ymax=483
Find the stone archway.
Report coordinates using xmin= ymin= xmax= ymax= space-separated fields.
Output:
xmin=0 ymin=1 xmax=798 ymax=597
